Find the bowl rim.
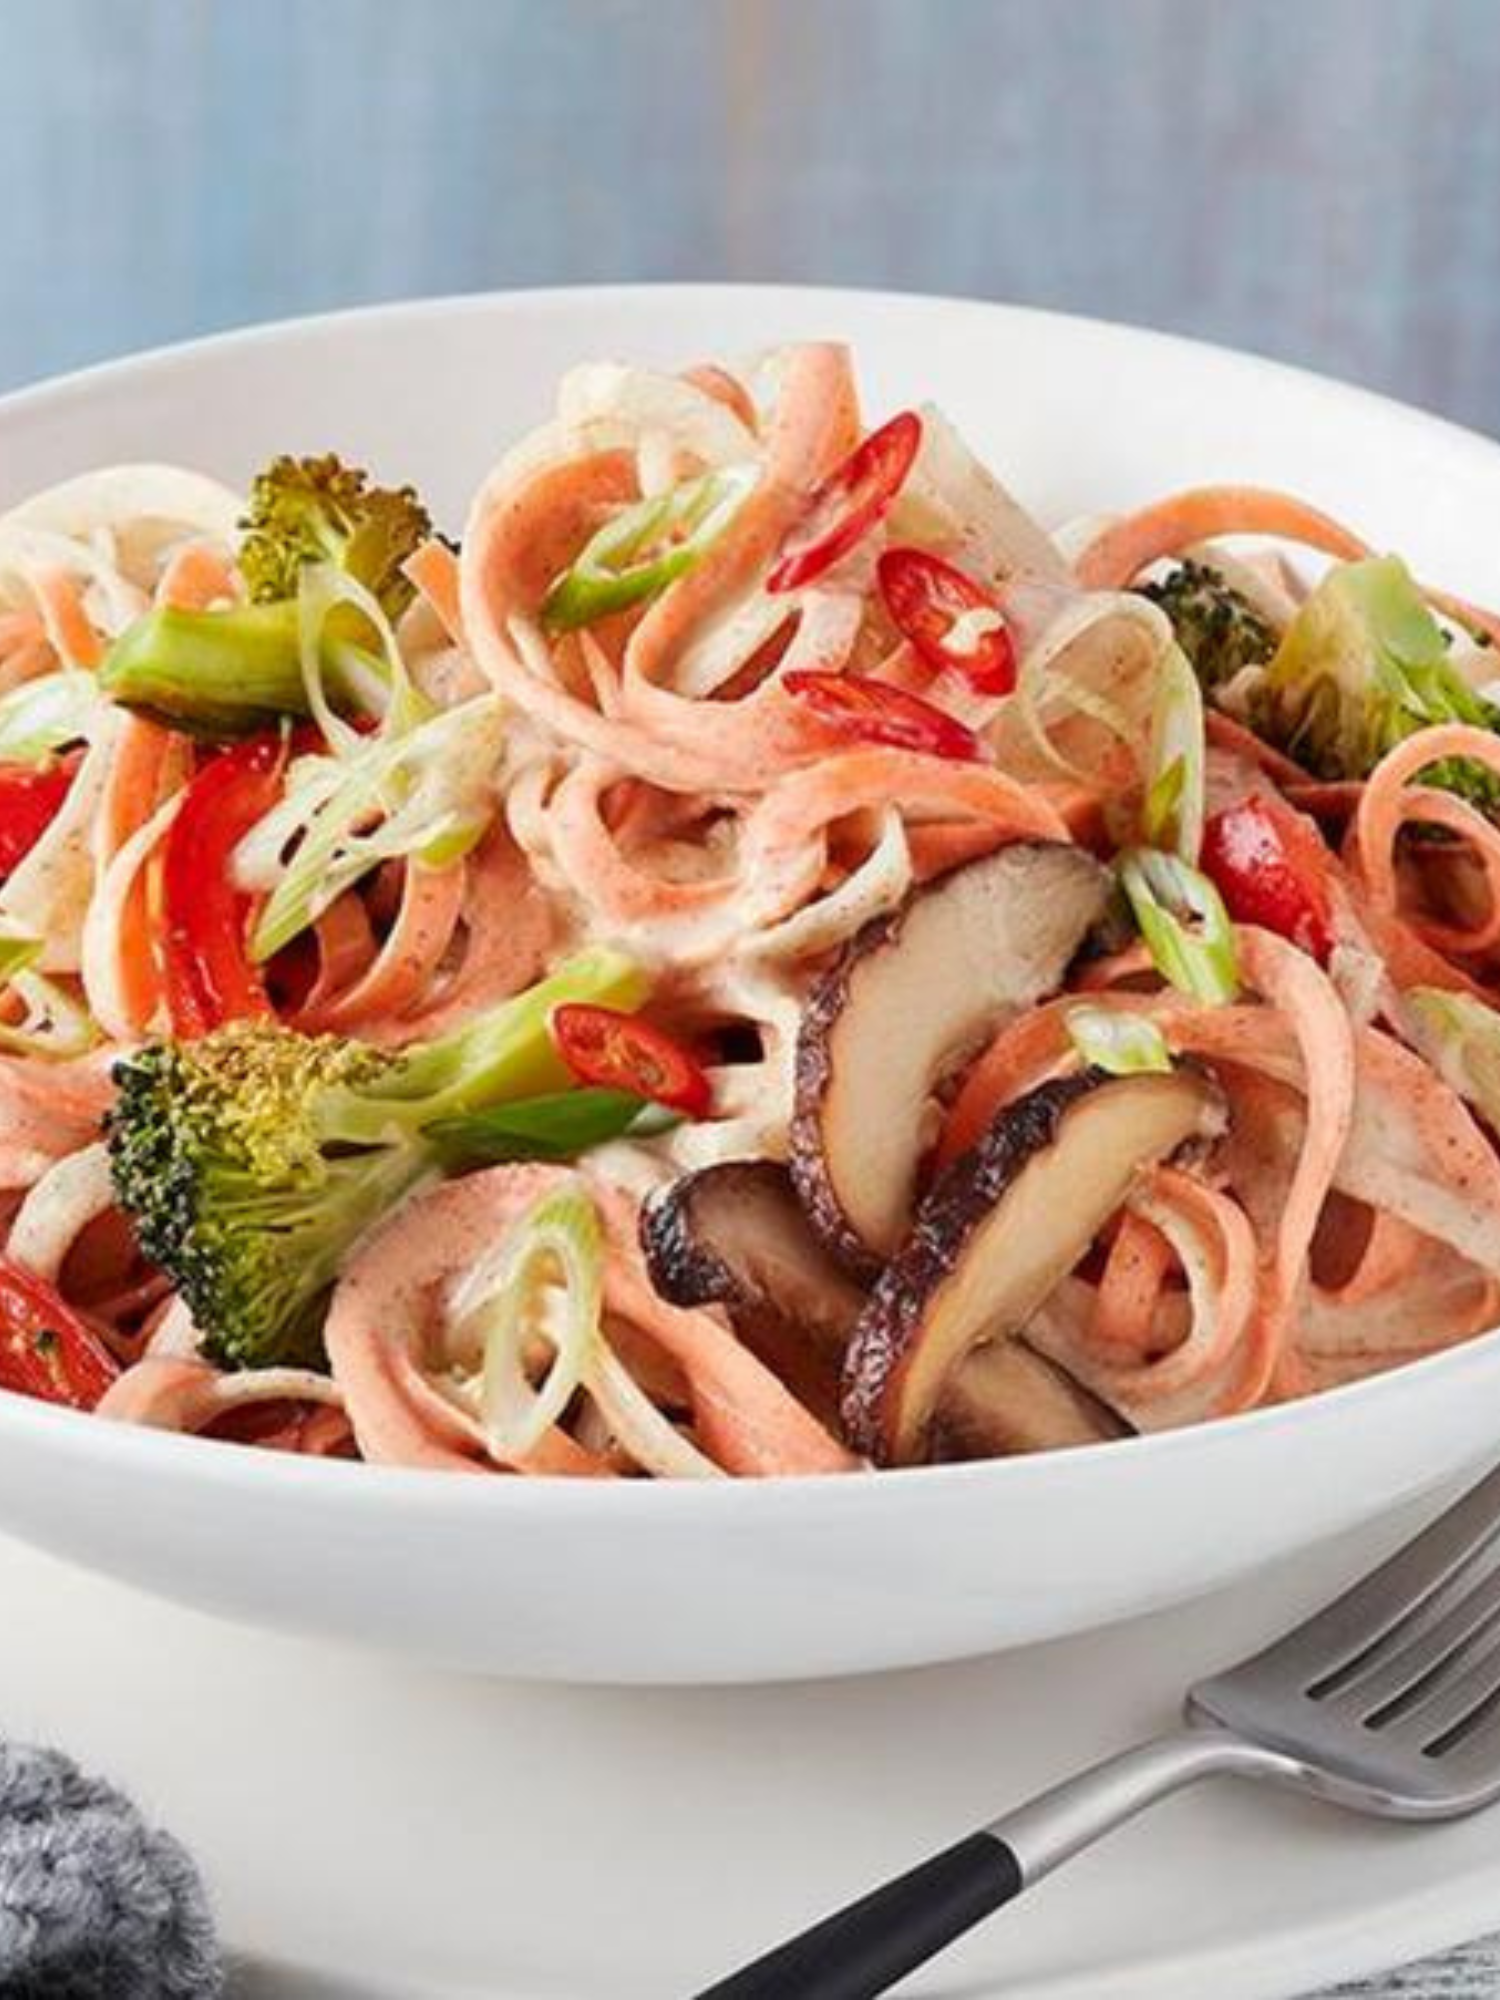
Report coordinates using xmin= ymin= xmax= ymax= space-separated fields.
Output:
xmin=4 ymin=278 xmax=1499 ymax=1511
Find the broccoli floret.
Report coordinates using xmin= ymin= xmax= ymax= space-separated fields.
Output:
xmin=1252 ymin=555 xmax=1500 ymax=810
xmin=107 ymin=949 xmax=648 ymax=1369
xmin=1140 ymin=560 xmax=1277 ymax=694
xmin=99 ymin=453 xmax=432 ymax=740
xmin=237 ymin=454 xmax=431 ymax=618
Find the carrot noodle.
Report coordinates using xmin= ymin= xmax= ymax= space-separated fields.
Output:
xmin=403 ymin=538 xmax=464 ymax=642
xmin=99 ymin=1354 xmax=347 ymax=1447
xmin=1074 ymin=487 xmax=1371 ymax=591
xmin=31 ymin=567 xmax=105 ymax=668
xmin=1091 ymin=1208 xmax=1177 ymax=1356
xmin=1349 ymin=724 xmax=1500 ymax=963
xmin=81 ymin=715 xmax=183 ymax=1036
xmin=6 ymin=348 xmax=1500 ymax=1474
xmin=681 ymin=363 xmax=761 ymax=433
xmin=1203 ymin=709 xmax=1311 ymax=787
xmin=1030 ymin=1167 xmax=1260 ymax=1430
xmin=1232 ymin=928 xmax=1357 ymax=1398
xmin=154 ymin=541 xmax=241 ymax=611
xmin=296 ymin=859 xmax=467 ymax=1031
xmin=1075 ymin=487 xmax=1500 ymax=650
xmin=299 ymin=892 xmax=379 ymax=1017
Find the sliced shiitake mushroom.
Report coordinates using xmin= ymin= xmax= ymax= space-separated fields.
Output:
xmin=790 ymin=842 xmax=1110 ymax=1275
xmin=841 ymin=1065 xmax=1225 ymax=1465
xmin=642 ymin=1157 xmax=1122 ymax=1451
xmin=931 ymin=1340 xmax=1128 ymax=1459
xmin=640 ymin=1161 xmax=866 ymax=1428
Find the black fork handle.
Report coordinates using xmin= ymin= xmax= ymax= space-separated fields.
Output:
xmin=694 ymin=1831 xmax=1021 ymax=2000
xmin=692 ymin=1728 xmax=1292 ymax=1999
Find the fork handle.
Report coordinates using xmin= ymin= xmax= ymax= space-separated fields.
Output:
xmin=694 ymin=1727 xmax=1297 ymax=1999
xmin=693 ymin=1830 xmax=1021 ymax=1999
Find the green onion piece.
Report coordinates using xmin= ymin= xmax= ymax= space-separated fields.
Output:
xmin=468 ymin=1181 xmax=604 ymax=1461
xmin=1405 ymin=988 xmax=1500 ymax=1128
xmin=0 ymin=924 xmax=98 ymax=1059
xmin=245 ymin=693 xmax=503 ymax=962
xmin=0 ymin=673 xmax=99 ymax=764
xmin=1120 ymin=847 xmax=1240 ymax=1005
xmin=1143 ymin=642 xmax=1205 ymax=861
xmin=0 ymin=932 xmax=43 ymax=981
xmin=541 ymin=465 xmax=757 ymax=633
xmin=426 ymin=1087 xmax=666 ymax=1168
xmin=1066 ymin=1004 xmax=1173 ymax=1077
xmin=296 ymin=560 xmax=431 ymax=755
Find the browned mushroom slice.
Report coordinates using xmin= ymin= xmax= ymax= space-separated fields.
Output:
xmin=640 ymin=1162 xmax=867 ymax=1428
xmin=789 ymin=842 xmax=1110 ymax=1275
xmin=932 ymin=1341 xmax=1129 ymax=1459
xmin=841 ymin=1066 xmax=1225 ymax=1465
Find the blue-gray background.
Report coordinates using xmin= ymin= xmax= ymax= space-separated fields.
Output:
xmin=3 ymin=0 xmax=1499 ymax=432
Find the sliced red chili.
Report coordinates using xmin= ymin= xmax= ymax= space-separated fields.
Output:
xmin=877 ymin=547 xmax=1016 ymax=694
xmin=0 ymin=1257 xmax=119 ymax=1411
xmin=163 ymin=734 xmax=287 ymax=1037
xmin=766 ymin=410 xmax=923 ymax=594
xmin=1200 ymin=793 xmax=1335 ymax=962
xmin=550 ymin=1005 xmax=712 ymax=1118
xmin=0 ymin=753 xmax=81 ymax=879
xmin=783 ymin=670 xmax=983 ymax=763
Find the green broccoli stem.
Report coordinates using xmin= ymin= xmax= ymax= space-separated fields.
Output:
xmin=98 ymin=602 xmax=386 ymax=739
xmin=314 ymin=948 xmax=654 ymax=1150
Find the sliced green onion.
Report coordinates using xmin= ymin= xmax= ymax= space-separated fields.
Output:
xmin=0 ymin=923 xmax=98 ymax=1059
xmin=0 ymin=970 xmax=98 ymax=1059
xmin=542 ymin=465 xmax=757 ymax=633
xmin=448 ymin=1171 xmax=721 ymax=1478
xmin=1120 ymin=847 xmax=1240 ymax=1005
xmin=1142 ymin=642 xmax=1205 ymax=861
xmin=466 ymin=1180 xmax=604 ymax=1461
xmin=1405 ymin=988 xmax=1500 ymax=1128
xmin=0 ymin=931 xmax=42 ymax=981
xmin=586 ymin=1341 xmax=721 ymax=1479
xmin=245 ymin=694 xmax=504 ymax=961
xmin=296 ymin=561 xmax=431 ymax=756
xmin=1066 ymin=1004 xmax=1172 ymax=1077
xmin=426 ymin=1087 xmax=668 ymax=1169
xmin=0 ymin=672 xmax=99 ymax=764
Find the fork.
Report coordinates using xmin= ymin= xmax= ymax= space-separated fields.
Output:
xmin=695 ymin=1460 xmax=1500 ymax=1999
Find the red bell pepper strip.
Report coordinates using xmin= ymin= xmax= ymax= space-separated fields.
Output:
xmin=1200 ymin=793 xmax=1336 ymax=962
xmin=783 ymin=669 xmax=983 ymax=763
xmin=163 ymin=734 xmax=287 ymax=1036
xmin=550 ymin=1005 xmax=712 ymax=1118
xmin=0 ymin=1257 xmax=119 ymax=1411
xmin=0 ymin=753 xmax=81 ymax=879
xmin=877 ymin=547 xmax=1016 ymax=694
xmin=766 ymin=411 xmax=923 ymax=594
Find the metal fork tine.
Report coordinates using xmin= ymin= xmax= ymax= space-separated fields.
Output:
xmin=1381 ymin=1620 xmax=1500 ymax=1755
xmin=1234 ymin=1464 xmax=1500 ymax=1693
xmin=1321 ymin=1551 xmax=1500 ymax=1719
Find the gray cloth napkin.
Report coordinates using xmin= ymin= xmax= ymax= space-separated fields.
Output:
xmin=0 ymin=1742 xmax=221 ymax=1997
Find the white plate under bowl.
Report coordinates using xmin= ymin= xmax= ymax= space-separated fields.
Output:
xmin=3 ymin=1509 xmax=1496 ymax=1998
xmin=3 ymin=286 xmax=1500 ymax=1684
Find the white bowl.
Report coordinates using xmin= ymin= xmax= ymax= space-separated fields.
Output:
xmin=3 ymin=285 xmax=1500 ymax=1685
